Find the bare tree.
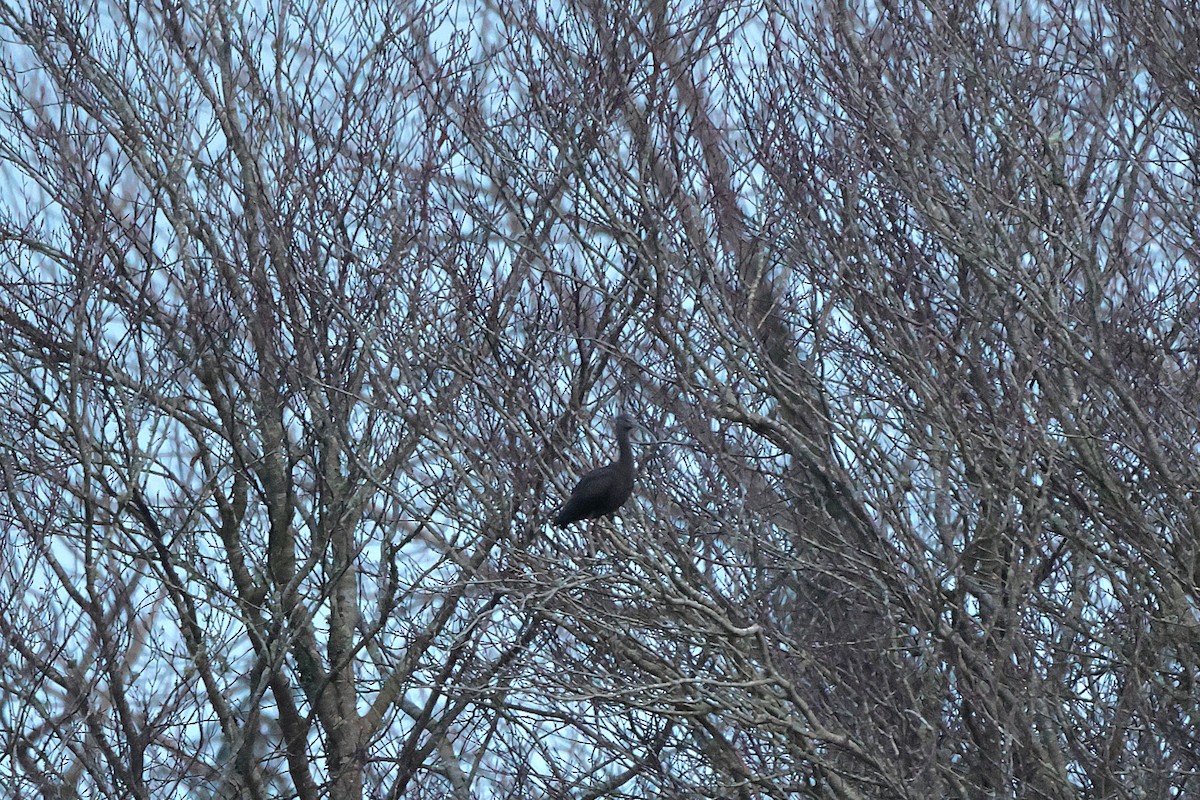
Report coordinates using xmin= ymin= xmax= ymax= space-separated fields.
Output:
xmin=0 ymin=1 xmax=553 ymax=797
xmin=1 ymin=0 xmax=1197 ymax=798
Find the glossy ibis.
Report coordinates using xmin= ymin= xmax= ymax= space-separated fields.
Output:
xmin=554 ymin=414 xmax=637 ymax=527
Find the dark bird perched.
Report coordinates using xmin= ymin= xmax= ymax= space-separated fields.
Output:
xmin=554 ymin=414 xmax=637 ymax=527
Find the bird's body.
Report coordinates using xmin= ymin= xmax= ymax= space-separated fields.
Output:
xmin=554 ymin=414 xmax=636 ymax=527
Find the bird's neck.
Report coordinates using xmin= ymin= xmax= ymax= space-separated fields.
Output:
xmin=617 ymin=431 xmax=633 ymax=469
